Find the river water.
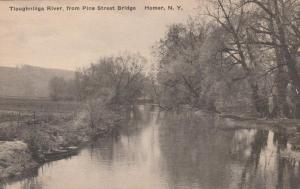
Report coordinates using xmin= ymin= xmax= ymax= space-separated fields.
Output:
xmin=2 ymin=105 xmax=300 ymax=189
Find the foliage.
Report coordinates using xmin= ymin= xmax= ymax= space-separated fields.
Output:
xmin=48 ymin=77 xmax=77 ymax=101
xmin=153 ymin=21 xmax=230 ymax=111
xmin=75 ymin=53 xmax=146 ymax=106
xmin=152 ymin=0 xmax=299 ymax=117
xmin=204 ymin=0 xmax=300 ymax=117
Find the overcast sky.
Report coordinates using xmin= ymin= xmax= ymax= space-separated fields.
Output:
xmin=0 ymin=0 xmax=201 ymax=70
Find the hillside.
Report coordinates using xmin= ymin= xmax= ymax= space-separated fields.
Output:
xmin=0 ymin=65 xmax=74 ymax=98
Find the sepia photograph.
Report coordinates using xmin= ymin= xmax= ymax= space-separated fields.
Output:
xmin=0 ymin=0 xmax=300 ymax=188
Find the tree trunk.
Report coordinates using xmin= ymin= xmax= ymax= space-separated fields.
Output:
xmin=275 ymin=71 xmax=290 ymax=117
xmin=250 ymin=81 xmax=268 ymax=117
xmin=267 ymin=15 xmax=290 ymax=118
xmin=273 ymin=0 xmax=300 ymax=92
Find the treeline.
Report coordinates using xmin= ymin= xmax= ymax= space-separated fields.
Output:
xmin=49 ymin=53 xmax=146 ymax=105
xmin=74 ymin=53 xmax=146 ymax=106
xmin=48 ymin=0 xmax=299 ymax=119
xmin=49 ymin=77 xmax=77 ymax=101
xmin=151 ymin=0 xmax=300 ymax=118
xmin=48 ymin=53 xmax=148 ymax=132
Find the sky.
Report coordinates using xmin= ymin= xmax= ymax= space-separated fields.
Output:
xmin=0 ymin=0 xmax=202 ymax=71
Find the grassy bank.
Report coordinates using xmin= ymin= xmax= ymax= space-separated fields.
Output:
xmin=0 ymin=141 xmax=38 ymax=180
xmin=0 ymin=105 xmax=124 ymax=181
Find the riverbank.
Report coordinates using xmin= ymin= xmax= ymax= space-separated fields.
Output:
xmin=3 ymin=106 xmax=300 ymax=182
xmin=0 ymin=108 xmax=123 ymax=182
xmin=216 ymin=113 xmax=300 ymax=131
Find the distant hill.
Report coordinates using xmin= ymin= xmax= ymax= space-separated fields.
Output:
xmin=0 ymin=65 xmax=74 ymax=98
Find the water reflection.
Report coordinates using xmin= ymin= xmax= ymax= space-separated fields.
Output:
xmin=2 ymin=105 xmax=300 ymax=189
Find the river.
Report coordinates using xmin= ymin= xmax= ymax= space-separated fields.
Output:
xmin=2 ymin=105 xmax=300 ymax=189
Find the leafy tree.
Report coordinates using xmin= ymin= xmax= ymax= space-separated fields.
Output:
xmin=48 ymin=77 xmax=76 ymax=101
xmin=154 ymin=21 xmax=227 ymax=112
xmin=75 ymin=53 xmax=146 ymax=106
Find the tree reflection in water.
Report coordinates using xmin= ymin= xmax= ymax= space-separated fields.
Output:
xmin=159 ymin=114 xmax=300 ymax=189
xmin=2 ymin=107 xmax=300 ymax=189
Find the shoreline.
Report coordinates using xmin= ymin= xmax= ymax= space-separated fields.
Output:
xmin=215 ymin=113 xmax=300 ymax=146
xmin=0 ymin=128 xmax=117 ymax=184
xmin=2 ymin=109 xmax=300 ymax=183
xmin=0 ymin=109 xmax=121 ymax=183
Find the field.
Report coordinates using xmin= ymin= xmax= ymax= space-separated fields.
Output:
xmin=0 ymin=97 xmax=83 ymax=145
xmin=0 ymin=96 xmax=80 ymax=113
xmin=0 ymin=97 xmax=86 ymax=180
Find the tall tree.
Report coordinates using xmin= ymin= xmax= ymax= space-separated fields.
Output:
xmin=242 ymin=0 xmax=300 ymax=117
xmin=206 ymin=0 xmax=269 ymax=116
xmin=75 ymin=53 xmax=146 ymax=106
